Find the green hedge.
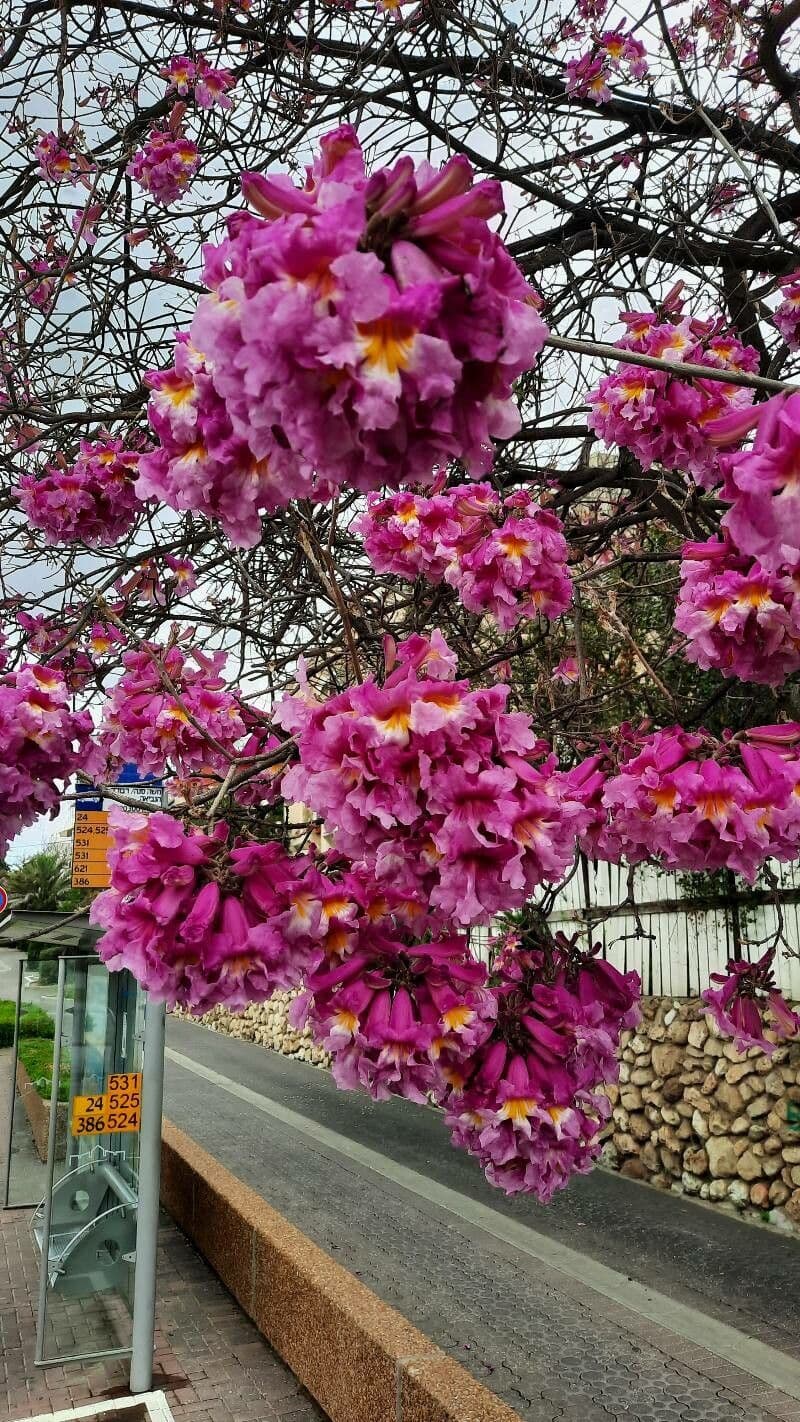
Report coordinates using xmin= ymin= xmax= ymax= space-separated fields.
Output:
xmin=0 ymin=999 xmax=56 ymax=1048
xmin=19 ymin=1005 xmax=55 ymax=1039
xmin=0 ymin=1000 xmax=14 ymax=1049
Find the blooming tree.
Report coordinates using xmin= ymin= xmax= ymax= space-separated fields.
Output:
xmin=3 ymin=0 xmax=800 ymax=1198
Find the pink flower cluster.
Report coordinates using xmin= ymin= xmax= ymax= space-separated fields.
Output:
xmin=16 ymin=610 xmax=72 ymax=658
xmin=71 ymin=203 xmax=103 ymax=247
xmin=356 ymin=484 xmax=572 ymax=631
xmin=89 ymin=806 xmax=643 ymax=1200
xmin=20 ymin=253 xmax=69 ymax=312
xmin=293 ymin=932 xmax=494 ymax=1102
xmin=136 ymin=126 xmax=547 ymax=546
xmin=553 ymin=655 xmax=579 ymax=685
xmin=13 ymin=611 xmax=96 ymax=693
xmin=160 ymin=56 xmax=234 ymax=108
xmin=587 ymin=310 xmax=758 ymax=487
xmin=232 ymin=714 xmax=284 ymax=806
xmin=91 ymin=809 xmax=483 ymax=1040
xmin=571 ymin=723 xmax=800 ymax=881
xmin=675 ymin=535 xmax=800 ymax=685
xmin=775 ymin=272 xmax=800 ymax=351
xmin=35 ymin=131 xmax=77 ymax=182
xmin=702 ymin=948 xmax=800 ymax=1055
xmin=0 ymin=662 xmax=99 ymax=857
xmin=164 ymin=554 xmax=197 ymax=596
xmin=565 ymin=30 xmax=647 ymax=103
xmin=86 ymin=623 xmax=125 ymax=660
xmin=443 ymin=930 xmax=640 ymax=1199
xmin=715 ymin=393 xmax=800 ymax=572
xmin=17 ymin=438 xmax=142 ymax=546
xmin=128 ymin=128 xmax=200 ymax=205
xmin=92 ymin=811 xmax=323 ymax=1011
xmin=600 ymin=28 xmax=648 ymax=76
xmin=100 ymin=642 xmax=244 ymax=777
xmin=278 ymin=632 xmax=587 ymax=927
xmin=565 ymin=53 xmax=613 ymax=102
xmin=136 ymin=335 xmax=276 ymax=547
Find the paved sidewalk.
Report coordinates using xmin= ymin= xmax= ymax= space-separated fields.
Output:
xmin=165 ymin=1018 xmax=800 ymax=1422
xmin=0 ymin=1209 xmax=327 ymax=1422
xmin=0 ymin=1038 xmax=325 ymax=1422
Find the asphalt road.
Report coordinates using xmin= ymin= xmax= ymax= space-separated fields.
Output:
xmin=5 ymin=950 xmax=798 ymax=1420
xmin=164 ymin=1017 xmax=800 ymax=1369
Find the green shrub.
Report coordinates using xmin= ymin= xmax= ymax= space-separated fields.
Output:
xmin=36 ymin=959 xmax=58 ymax=986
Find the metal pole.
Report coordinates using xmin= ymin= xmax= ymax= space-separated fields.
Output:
xmin=34 ymin=956 xmax=67 ymax=1365
xmin=3 ymin=957 xmax=24 ymax=1208
xmin=67 ymin=958 xmax=88 ymax=1165
xmin=129 ymin=996 xmax=166 ymax=1394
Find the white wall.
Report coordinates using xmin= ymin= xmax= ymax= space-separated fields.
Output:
xmin=468 ymin=858 xmax=800 ymax=1000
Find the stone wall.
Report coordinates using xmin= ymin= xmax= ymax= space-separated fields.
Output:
xmin=174 ymin=991 xmax=331 ymax=1069
xmin=604 ymin=996 xmax=800 ymax=1229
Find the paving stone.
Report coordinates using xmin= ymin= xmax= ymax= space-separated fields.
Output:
xmin=0 ymin=1042 xmax=325 ymax=1422
xmin=0 ymin=1209 xmax=326 ymax=1422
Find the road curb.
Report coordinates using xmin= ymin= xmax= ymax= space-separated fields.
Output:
xmin=160 ymin=1119 xmax=522 ymax=1422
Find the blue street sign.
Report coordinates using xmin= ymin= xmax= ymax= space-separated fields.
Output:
xmin=113 ymin=763 xmax=164 ymax=809
xmin=74 ymin=765 xmax=164 ymax=817
xmin=75 ymin=783 xmax=104 ymax=812
xmin=116 ymin=763 xmax=161 ymax=788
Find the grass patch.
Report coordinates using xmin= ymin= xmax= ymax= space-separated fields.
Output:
xmin=17 ymin=1037 xmax=71 ymax=1103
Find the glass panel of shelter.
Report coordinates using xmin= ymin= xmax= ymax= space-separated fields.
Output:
xmin=31 ymin=958 xmax=144 ymax=1366
xmin=2 ymin=957 xmax=52 ymax=1210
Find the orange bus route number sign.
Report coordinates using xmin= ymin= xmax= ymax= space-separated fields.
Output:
xmin=71 ymin=808 xmax=112 ymax=890
xmin=71 ymin=1072 xmax=142 ymax=1136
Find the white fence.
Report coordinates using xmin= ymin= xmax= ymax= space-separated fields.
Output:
xmin=468 ymin=857 xmax=800 ymax=1000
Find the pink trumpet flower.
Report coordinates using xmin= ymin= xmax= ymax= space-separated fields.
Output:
xmin=702 ymin=948 xmax=800 ymax=1054
xmin=278 ymin=631 xmax=589 ymax=928
xmin=0 ymin=662 xmax=100 ymax=858
xmin=444 ymin=930 xmax=640 ymax=1199
xmin=675 ymin=535 xmax=800 ymax=685
xmin=588 ymin=309 xmax=758 ymax=488
xmin=357 ymin=484 xmax=571 ymax=631
xmin=35 ymin=131 xmax=78 ymax=182
xmin=17 ymin=438 xmax=142 ymax=546
xmin=136 ymin=127 xmax=547 ymax=545
xmin=715 ymin=392 xmax=800 ymax=572
xmin=774 ymin=272 xmax=800 ymax=351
